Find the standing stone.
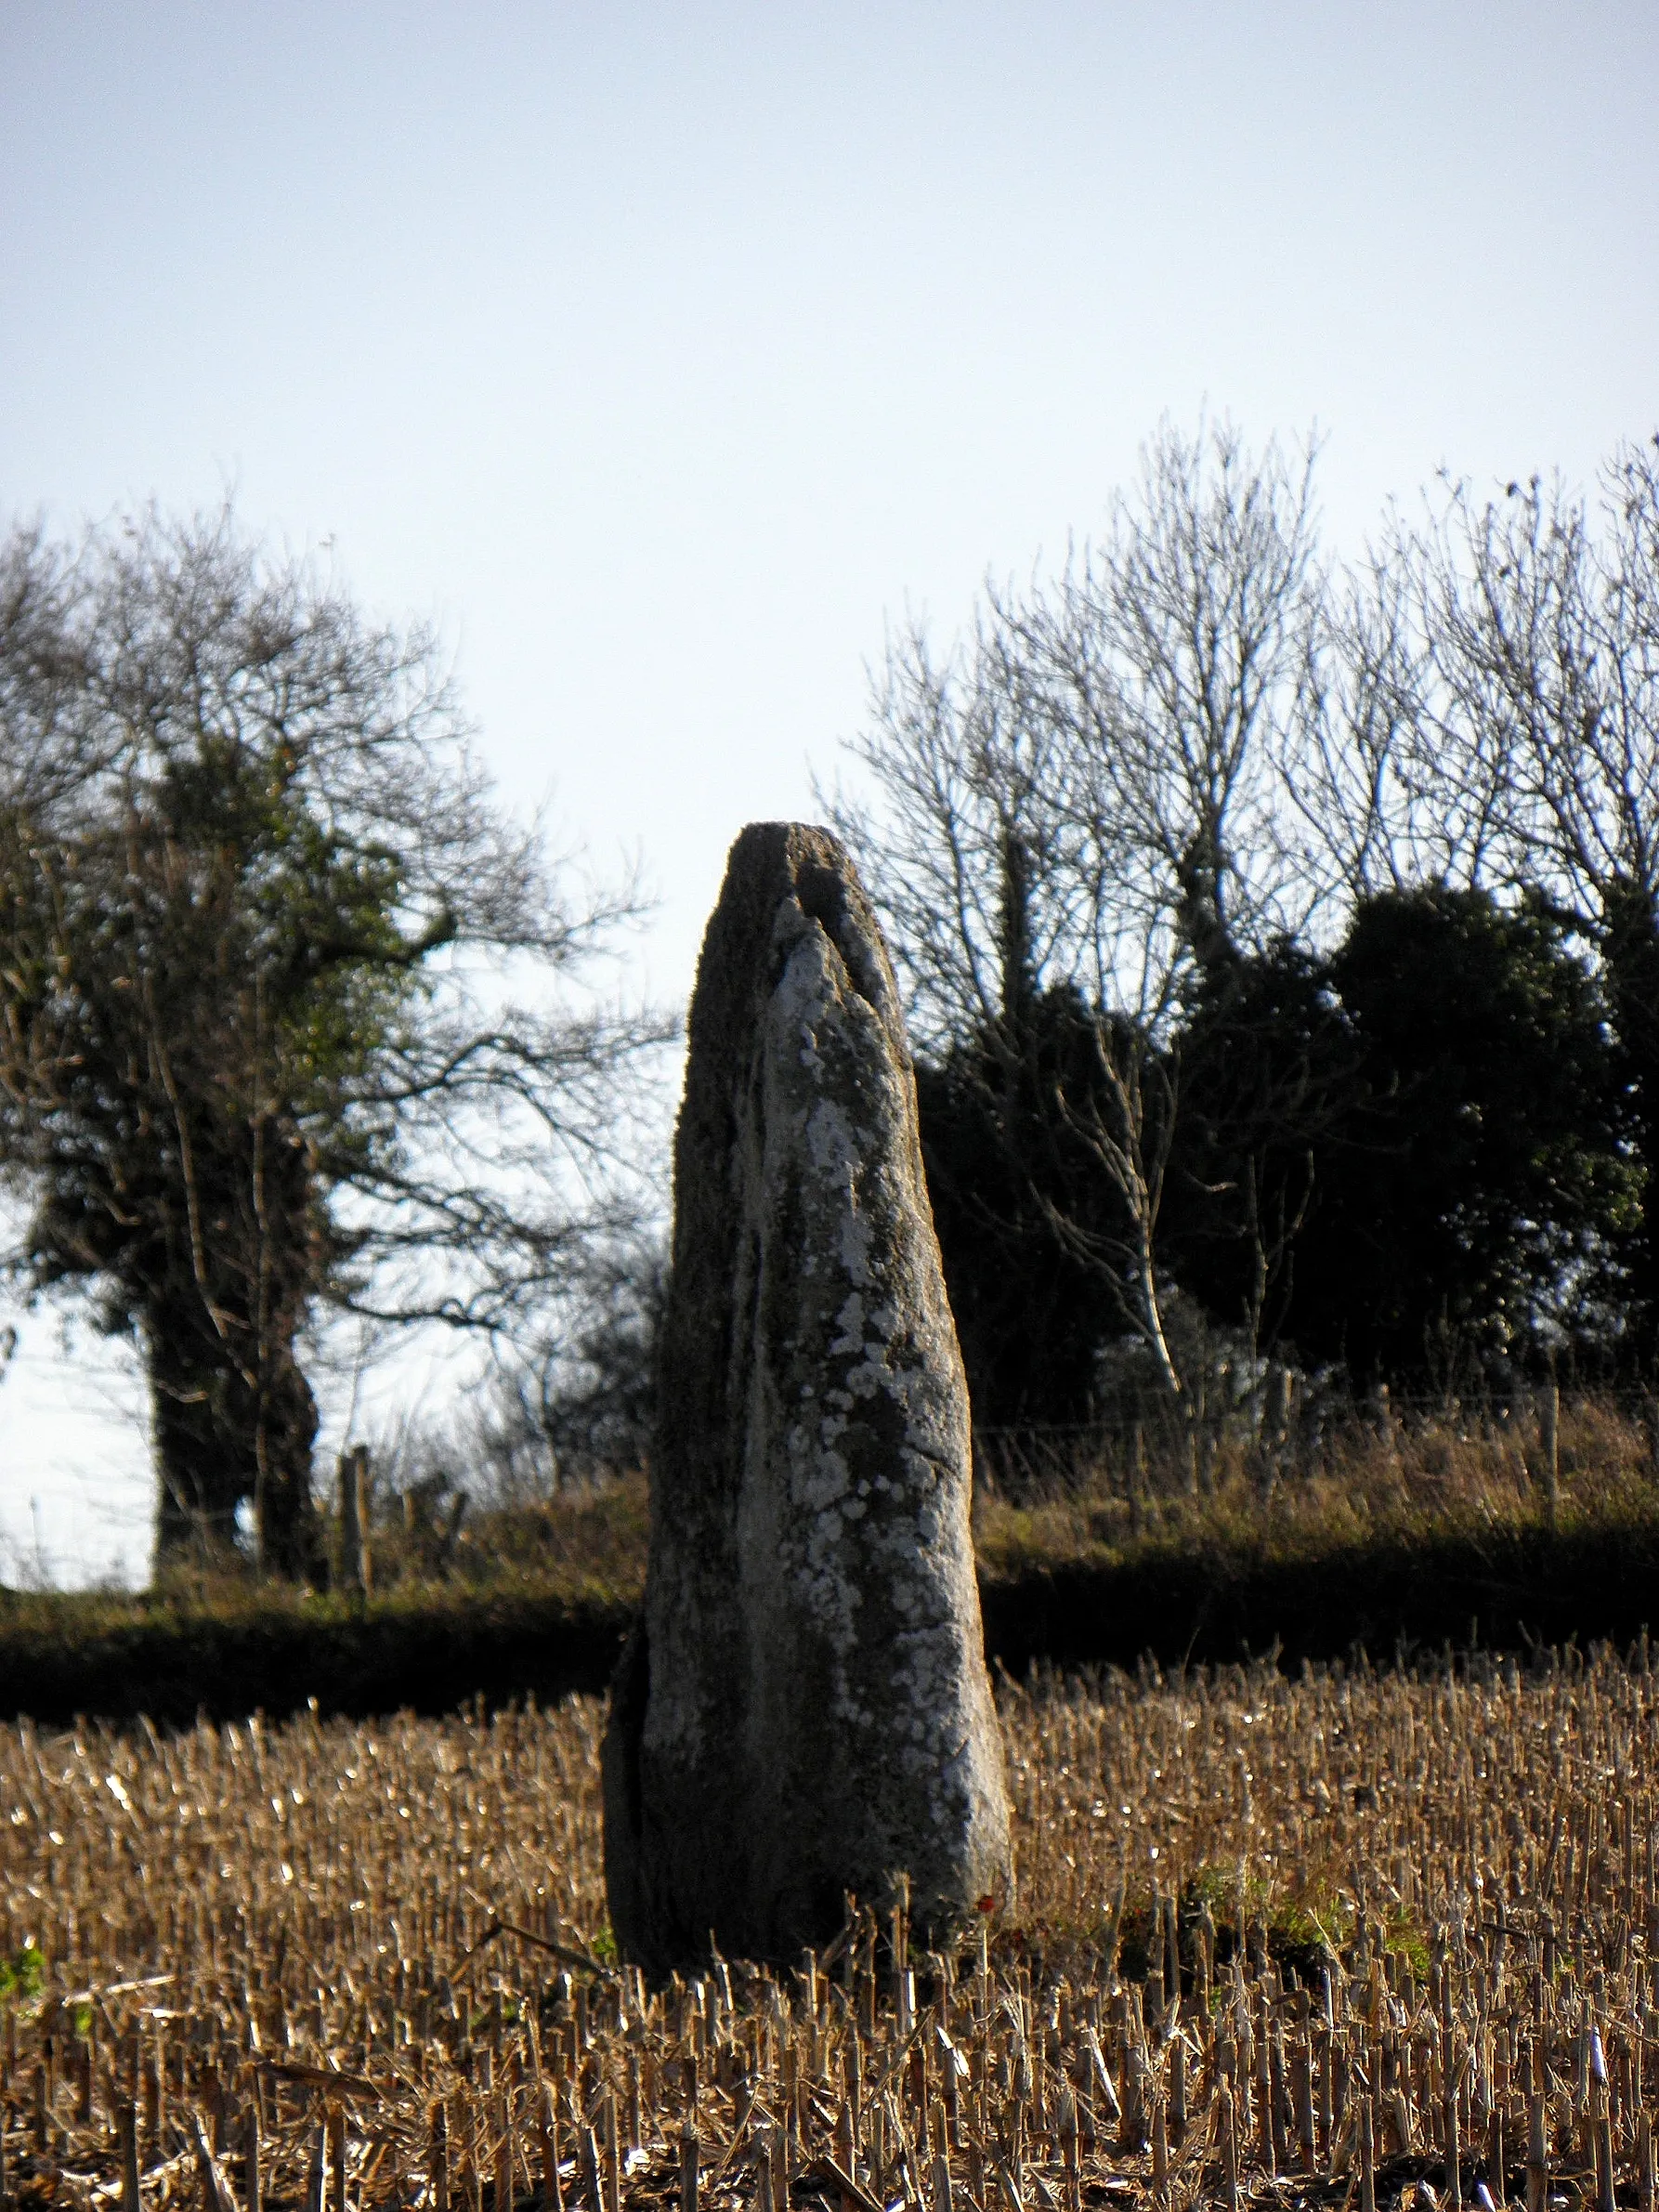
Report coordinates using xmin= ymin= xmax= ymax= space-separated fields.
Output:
xmin=603 ymin=823 xmax=1010 ymax=1971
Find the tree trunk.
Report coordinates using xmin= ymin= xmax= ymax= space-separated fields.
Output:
xmin=146 ymin=1294 xmax=320 ymax=1580
xmin=148 ymin=1311 xmax=248 ymax=1565
xmin=145 ymin=1097 xmax=326 ymax=1580
xmin=254 ymin=1343 xmax=324 ymax=1582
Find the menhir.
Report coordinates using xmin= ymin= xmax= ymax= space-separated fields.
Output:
xmin=602 ymin=823 xmax=1010 ymax=1971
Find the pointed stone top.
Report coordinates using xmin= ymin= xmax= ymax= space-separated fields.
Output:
xmin=601 ymin=819 xmax=1010 ymax=1970
xmin=686 ymin=822 xmax=903 ymax=1058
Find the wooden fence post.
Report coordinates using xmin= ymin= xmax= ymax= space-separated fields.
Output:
xmin=338 ymin=1446 xmax=372 ymax=1597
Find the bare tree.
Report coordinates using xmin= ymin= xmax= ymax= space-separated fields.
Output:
xmin=0 ymin=504 xmax=671 ymax=1575
xmin=1281 ymin=542 xmax=1435 ymax=908
xmin=1022 ymin=416 xmax=1329 ymax=978
xmin=826 ymin=419 xmax=1331 ymax=1402
xmin=465 ymin=1229 xmax=668 ymax=1493
xmin=1402 ymin=447 xmax=1659 ymax=908
xmin=821 ymin=607 xmax=1104 ymax=1054
xmin=1363 ymin=438 xmax=1659 ymax=1336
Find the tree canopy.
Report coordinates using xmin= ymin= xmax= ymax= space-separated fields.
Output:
xmin=832 ymin=422 xmax=1659 ymax=1416
xmin=0 ymin=507 xmax=666 ymax=1570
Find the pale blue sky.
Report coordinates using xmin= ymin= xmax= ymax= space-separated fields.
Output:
xmin=3 ymin=2 xmax=1655 ymax=1581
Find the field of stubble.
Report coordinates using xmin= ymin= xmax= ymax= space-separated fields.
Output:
xmin=1 ymin=1651 xmax=1654 ymax=2212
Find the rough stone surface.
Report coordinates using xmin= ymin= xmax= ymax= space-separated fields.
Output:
xmin=602 ymin=822 xmax=1011 ymax=1972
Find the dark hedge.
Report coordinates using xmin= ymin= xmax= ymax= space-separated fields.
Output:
xmin=4 ymin=1514 xmax=1657 ymax=1726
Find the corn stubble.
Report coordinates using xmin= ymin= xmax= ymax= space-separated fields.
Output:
xmin=2 ymin=1654 xmax=1657 ymax=2212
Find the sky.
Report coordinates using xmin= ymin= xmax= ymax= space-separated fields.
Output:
xmin=2 ymin=1 xmax=1656 ymax=1583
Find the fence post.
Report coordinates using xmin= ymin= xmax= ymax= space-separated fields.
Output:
xmin=338 ymin=1445 xmax=372 ymax=1597
xmin=1372 ymin=1383 xmax=1402 ymax=1481
xmin=1538 ymin=1383 xmax=1560 ymax=1534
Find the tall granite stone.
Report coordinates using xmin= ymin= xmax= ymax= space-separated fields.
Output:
xmin=602 ymin=823 xmax=1010 ymax=1971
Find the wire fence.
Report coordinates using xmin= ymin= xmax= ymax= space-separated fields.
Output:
xmin=969 ymin=1377 xmax=1659 ymax=1511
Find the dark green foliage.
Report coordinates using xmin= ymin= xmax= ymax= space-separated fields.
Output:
xmin=0 ymin=1587 xmax=630 ymax=1729
xmin=916 ymin=988 xmax=1131 ymax=1428
xmin=10 ymin=1512 xmax=1659 ymax=1723
xmin=1161 ymin=938 xmax=1355 ymax=1350
xmin=1599 ymin=876 xmax=1659 ymax=1352
xmin=1283 ymin=888 xmax=1639 ymax=1384
xmin=0 ymin=516 xmax=420 ymax=1571
xmin=0 ymin=507 xmax=660 ymax=1575
xmin=933 ymin=889 xmax=1640 ymax=1414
